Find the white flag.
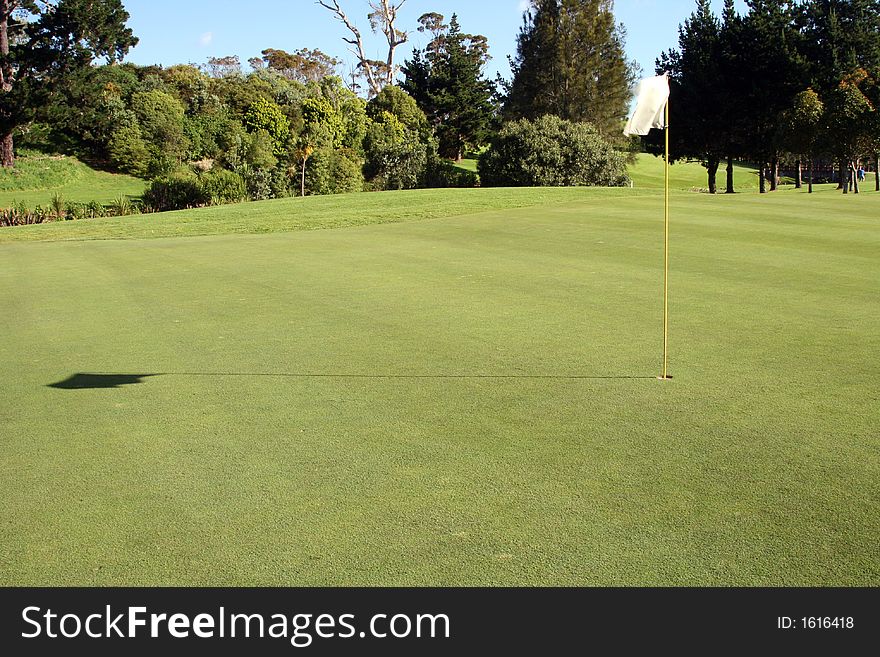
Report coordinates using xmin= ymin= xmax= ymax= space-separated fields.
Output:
xmin=623 ymin=74 xmax=670 ymax=136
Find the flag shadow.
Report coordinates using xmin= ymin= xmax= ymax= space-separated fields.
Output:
xmin=47 ymin=372 xmax=656 ymax=389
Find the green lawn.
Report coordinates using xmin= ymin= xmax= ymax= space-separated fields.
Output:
xmin=0 ymin=165 xmax=878 ymax=586
xmin=0 ymin=155 xmax=761 ymax=244
xmin=0 ymin=154 xmax=145 ymax=208
xmin=453 ymin=158 xmax=479 ymax=173
xmin=630 ymin=154 xmax=760 ymax=191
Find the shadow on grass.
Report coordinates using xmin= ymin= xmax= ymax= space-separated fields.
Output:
xmin=48 ymin=371 xmax=656 ymax=389
xmin=48 ymin=373 xmax=160 ymax=389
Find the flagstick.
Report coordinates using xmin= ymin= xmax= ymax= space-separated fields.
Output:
xmin=661 ymin=100 xmax=671 ymax=380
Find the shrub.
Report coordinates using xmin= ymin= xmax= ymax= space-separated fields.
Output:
xmin=199 ymin=168 xmax=246 ymax=205
xmin=143 ymin=172 xmax=208 ymax=212
xmin=109 ymin=196 xmax=133 ymax=216
xmin=0 ymin=203 xmax=51 ymax=226
xmin=478 ymin=116 xmax=628 ymax=187
xmin=363 ymin=140 xmax=428 ymax=191
xmin=50 ymin=193 xmax=66 ymax=218
xmin=305 ymin=148 xmax=364 ymax=195
xmin=85 ymin=200 xmax=105 ymax=218
xmin=108 ymin=119 xmax=150 ymax=177
xmin=130 ymin=89 xmax=189 ymax=166
xmin=65 ymin=202 xmax=88 ymax=221
xmin=240 ymin=166 xmax=274 ymax=201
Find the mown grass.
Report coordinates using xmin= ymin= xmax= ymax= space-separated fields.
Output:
xmin=0 ymin=155 xmax=754 ymax=243
xmin=630 ymin=154 xmax=760 ymax=191
xmin=0 ymin=169 xmax=877 ymax=586
xmin=453 ymin=158 xmax=479 ymax=173
xmin=0 ymin=154 xmax=145 ymax=208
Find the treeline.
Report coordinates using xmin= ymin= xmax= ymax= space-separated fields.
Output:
xmin=5 ymin=0 xmax=641 ymax=212
xmin=25 ymin=59 xmax=479 ymax=207
xmin=657 ymin=0 xmax=880 ymax=195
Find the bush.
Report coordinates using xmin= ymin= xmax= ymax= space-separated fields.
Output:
xmin=363 ymin=141 xmax=428 ymax=191
xmin=199 ymin=168 xmax=246 ymax=205
xmin=305 ymin=148 xmax=364 ymax=195
xmin=65 ymin=202 xmax=88 ymax=221
xmin=85 ymin=200 xmax=105 ymax=218
xmin=143 ymin=172 xmax=208 ymax=212
xmin=478 ymin=116 xmax=628 ymax=187
xmin=108 ymin=119 xmax=150 ymax=177
xmin=0 ymin=203 xmax=50 ymax=226
xmin=109 ymin=196 xmax=135 ymax=216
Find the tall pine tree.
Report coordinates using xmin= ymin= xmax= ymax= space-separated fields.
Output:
xmin=657 ymin=0 xmax=726 ymax=193
xmin=401 ymin=13 xmax=496 ymax=160
xmin=504 ymin=0 xmax=634 ymax=142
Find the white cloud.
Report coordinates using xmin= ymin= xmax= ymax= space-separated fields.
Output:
xmin=198 ymin=32 xmax=213 ymax=47
xmin=518 ymin=0 xmax=530 ymax=11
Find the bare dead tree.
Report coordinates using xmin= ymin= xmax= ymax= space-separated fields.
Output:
xmin=317 ymin=0 xmax=409 ymax=97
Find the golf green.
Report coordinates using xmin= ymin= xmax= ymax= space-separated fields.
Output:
xmin=1 ymin=184 xmax=877 ymax=585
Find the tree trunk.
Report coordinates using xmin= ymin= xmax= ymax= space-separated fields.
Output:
xmin=301 ymin=159 xmax=307 ymax=197
xmin=770 ymin=157 xmax=779 ymax=191
xmin=706 ymin=156 xmax=719 ymax=194
xmin=838 ymin=161 xmax=846 ymax=190
xmin=808 ymin=158 xmax=813 ymax=194
xmin=875 ymin=154 xmax=879 ymax=192
xmin=0 ymin=2 xmax=13 ymax=169
xmin=0 ymin=132 xmax=12 ymax=168
xmin=795 ymin=160 xmax=802 ymax=189
xmin=759 ymin=163 xmax=766 ymax=194
xmin=852 ymin=163 xmax=859 ymax=194
xmin=725 ymin=155 xmax=735 ymax=194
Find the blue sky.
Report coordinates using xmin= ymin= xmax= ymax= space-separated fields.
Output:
xmin=122 ymin=0 xmax=748 ymax=82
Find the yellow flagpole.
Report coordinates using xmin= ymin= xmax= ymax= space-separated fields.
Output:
xmin=662 ymin=99 xmax=670 ymax=380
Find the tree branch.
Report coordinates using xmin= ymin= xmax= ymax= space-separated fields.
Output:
xmin=317 ymin=0 xmax=382 ymax=96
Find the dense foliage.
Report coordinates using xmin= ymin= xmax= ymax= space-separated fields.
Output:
xmin=656 ymin=0 xmax=880 ymax=194
xmin=504 ymin=0 xmax=635 ymax=146
xmin=479 ymin=116 xmax=628 ymax=187
xmin=401 ymin=13 xmax=497 ymax=160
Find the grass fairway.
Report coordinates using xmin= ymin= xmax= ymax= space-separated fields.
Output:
xmin=1 ymin=177 xmax=878 ymax=586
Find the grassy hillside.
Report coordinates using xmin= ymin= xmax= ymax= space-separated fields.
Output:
xmin=0 ymin=154 xmax=145 ymax=208
xmin=0 ymin=185 xmax=877 ymax=586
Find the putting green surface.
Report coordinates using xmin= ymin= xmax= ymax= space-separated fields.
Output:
xmin=1 ymin=182 xmax=878 ymax=586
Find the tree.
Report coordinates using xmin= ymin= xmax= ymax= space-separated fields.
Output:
xmin=504 ymin=0 xmax=634 ymax=142
xmin=365 ymin=85 xmax=429 ymax=136
xmin=0 ymin=0 xmax=138 ymax=167
xmin=739 ymin=0 xmax=808 ymax=192
xmin=258 ymin=48 xmax=341 ymax=83
xmin=205 ymin=55 xmax=241 ymax=78
xmin=821 ymin=71 xmax=875 ymax=193
xmin=656 ymin=0 xmax=726 ymax=193
xmin=777 ymin=88 xmax=824 ymax=192
xmin=799 ymin=0 xmax=880 ymax=192
xmin=130 ymin=89 xmax=189 ymax=175
xmin=244 ymin=96 xmax=292 ymax=156
xmin=717 ymin=0 xmax=749 ymax=193
xmin=296 ymin=97 xmax=340 ymax=195
xmin=317 ymin=0 xmax=409 ymax=97
xmin=401 ymin=13 xmax=496 ymax=160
